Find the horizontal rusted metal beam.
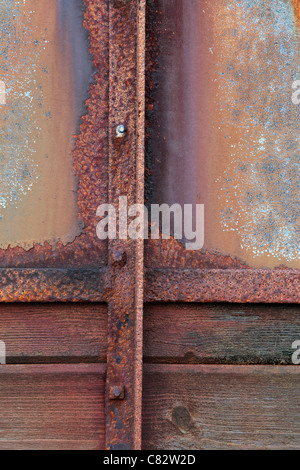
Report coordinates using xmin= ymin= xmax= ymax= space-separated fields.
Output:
xmin=0 ymin=268 xmax=109 ymax=302
xmin=145 ymin=268 xmax=300 ymax=303
xmin=1 ymin=266 xmax=300 ymax=304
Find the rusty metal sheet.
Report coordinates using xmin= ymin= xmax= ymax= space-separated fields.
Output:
xmin=0 ymin=0 xmax=110 ymax=301
xmin=0 ymin=0 xmax=108 ymax=270
xmin=146 ymin=0 xmax=300 ymax=271
xmin=0 ymin=0 xmax=91 ymax=250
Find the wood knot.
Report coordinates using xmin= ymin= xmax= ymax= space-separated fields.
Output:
xmin=172 ymin=406 xmax=194 ymax=433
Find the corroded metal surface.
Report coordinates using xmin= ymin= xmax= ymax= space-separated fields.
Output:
xmin=145 ymin=268 xmax=300 ymax=303
xmin=144 ymin=0 xmax=300 ymax=303
xmin=0 ymin=267 xmax=108 ymax=302
xmin=146 ymin=0 xmax=300 ymax=271
xmin=106 ymin=0 xmax=145 ymax=450
xmin=0 ymin=0 xmax=108 ymax=269
xmin=0 ymin=0 xmax=93 ymax=250
xmin=3 ymin=0 xmax=300 ymax=450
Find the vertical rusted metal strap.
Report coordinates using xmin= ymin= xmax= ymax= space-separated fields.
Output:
xmin=106 ymin=0 xmax=145 ymax=450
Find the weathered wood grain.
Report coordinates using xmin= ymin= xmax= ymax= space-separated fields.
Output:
xmin=143 ymin=364 xmax=300 ymax=450
xmin=0 ymin=364 xmax=105 ymax=450
xmin=144 ymin=303 xmax=300 ymax=364
xmin=0 ymin=303 xmax=107 ymax=363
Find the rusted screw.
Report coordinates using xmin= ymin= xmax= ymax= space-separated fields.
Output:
xmin=109 ymin=385 xmax=125 ymax=400
xmin=116 ymin=124 xmax=126 ymax=137
xmin=111 ymin=249 xmax=127 ymax=268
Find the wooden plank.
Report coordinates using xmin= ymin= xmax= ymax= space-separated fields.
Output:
xmin=143 ymin=364 xmax=300 ymax=450
xmin=0 ymin=303 xmax=107 ymax=363
xmin=144 ymin=303 xmax=300 ymax=364
xmin=0 ymin=364 xmax=105 ymax=450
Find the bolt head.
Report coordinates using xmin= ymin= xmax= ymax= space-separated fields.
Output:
xmin=109 ymin=385 xmax=125 ymax=400
xmin=111 ymin=249 xmax=127 ymax=267
xmin=116 ymin=124 xmax=126 ymax=137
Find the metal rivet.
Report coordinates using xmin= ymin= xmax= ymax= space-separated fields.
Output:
xmin=111 ymin=250 xmax=127 ymax=268
xmin=116 ymin=124 xmax=126 ymax=137
xmin=109 ymin=385 xmax=125 ymax=400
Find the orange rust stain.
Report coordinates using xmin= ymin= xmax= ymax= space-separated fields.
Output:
xmin=293 ymin=0 xmax=300 ymax=20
